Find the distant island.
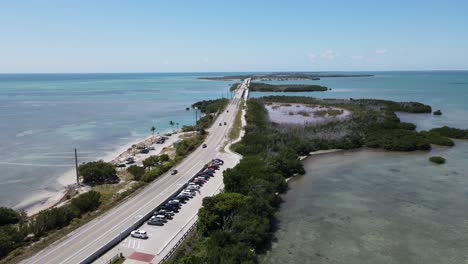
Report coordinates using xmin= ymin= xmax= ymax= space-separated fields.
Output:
xmin=247 ymin=82 xmax=329 ymax=92
xmin=199 ymin=72 xmax=373 ymax=81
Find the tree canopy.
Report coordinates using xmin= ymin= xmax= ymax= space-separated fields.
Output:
xmin=79 ymin=160 xmax=118 ymax=185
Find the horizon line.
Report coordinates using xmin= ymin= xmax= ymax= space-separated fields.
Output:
xmin=1 ymin=69 xmax=468 ymax=75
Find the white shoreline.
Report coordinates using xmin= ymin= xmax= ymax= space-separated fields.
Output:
xmin=21 ymin=130 xmax=181 ymax=216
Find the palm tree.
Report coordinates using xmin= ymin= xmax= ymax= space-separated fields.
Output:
xmin=176 ymin=122 xmax=179 ymax=130
xmin=169 ymin=120 xmax=175 ymax=131
xmin=151 ymin=126 xmax=156 ymax=137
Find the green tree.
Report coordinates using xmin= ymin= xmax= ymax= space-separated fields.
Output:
xmin=79 ymin=160 xmax=118 ymax=185
xmin=70 ymin=191 xmax=101 ymax=214
xmin=142 ymin=155 xmax=160 ymax=168
xmin=127 ymin=165 xmax=145 ymax=180
xmin=170 ymin=120 xmax=175 ymax=131
xmin=151 ymin=126 xmax=156 ymax=137
xmin=0 ymin=207 xmax=21 ymax=226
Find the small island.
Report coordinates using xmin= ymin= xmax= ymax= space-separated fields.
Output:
xmin=433 ymin=110 xmax=442 ymax=115
xmin=248 ymin=82 xmax=329 ymax=92
xmin=429 ymin=156 xmax=446 ymax=164
xmin=199 ymin=72 xmax=373 ymax=81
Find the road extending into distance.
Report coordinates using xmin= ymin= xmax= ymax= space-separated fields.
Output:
xmin=23 ymin=79 xmax=249 ymax=264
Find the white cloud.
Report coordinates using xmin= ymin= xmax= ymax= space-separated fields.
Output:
xmin=321 ymin=50 xmax=338 ymax=60
xmin=375 ymin=49 xmax=388 ymax=54
xmin=307 ymin=53 xmax=317 ymax=63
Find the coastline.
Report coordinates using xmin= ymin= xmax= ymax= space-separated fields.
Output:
xmin=21 ymin=130 xmax=181 ymax=216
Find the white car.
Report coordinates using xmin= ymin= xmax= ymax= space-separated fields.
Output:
xmin=181 ymin=191 xmax=195 ymax=197
xmin=187 ymin=185 xmax=200 ymax=190
xmin=131 ymin=230 xmax=148 ymax=239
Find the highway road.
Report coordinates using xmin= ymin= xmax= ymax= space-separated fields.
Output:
xmin=22 ymin=79 xmax=249 ymax=264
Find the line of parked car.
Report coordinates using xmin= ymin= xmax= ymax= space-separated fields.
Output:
xmin=130 ymin=158 xmax=225 ymax=239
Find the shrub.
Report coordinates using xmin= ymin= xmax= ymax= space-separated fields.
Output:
xmin=0 ymin=207 xmax=21 ymax=226
xmin=429 ymin=156 xmax=446 ymax=164
xmin=127 ymin=165 xmax=145 ymax=180
xmin=430 ymin=126 xmax=468 ymax=139
xmin=433 ymin=110 xmax=442 ymax=115
xmin=70 ymin=191 xmax=101 ymax=214
xmin=79 ymin=160 xmax=118 ymax=185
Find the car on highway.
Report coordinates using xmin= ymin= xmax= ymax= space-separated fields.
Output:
xmin=152 ymin=215 xmax=168 ymax=223
xmin=176 ymin=194 xmax=191 ymax=202
xmin=202 ymin=144 xmax=207 ymax=148
xmin=194 ymin=177 xmax=207 ymax=182
xmin=187 ymin=185 xmax=200 ymax=191
xmin=171 ymin=169 xmax=178 ymax=175
xmin=188 ymin=182 xmax=201 ymax=188
xmin=147 ymin=219 xmax=164 ymax=226
xmin=156 ymin=209 xmax=175 ymax=216
xmin=131 ymin=230 xmax=148 ymax=239
xmin=212 ymin=158 xmax=224 ymax=164
xmin=224 ymin=122 xmax=227 ymax=125
xmin=161 ymin=204 xmax=179 ymax=212
xmin=179 ymin=192 xmax=194 ymax=198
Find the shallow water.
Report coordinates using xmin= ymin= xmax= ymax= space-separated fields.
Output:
xmin=259 ymin=71 xmax=468 ymax=263
xmin=262 ymin=144 xmax=468 ymax=264
xmin=0 ymin=73 xmax=237 ymax=209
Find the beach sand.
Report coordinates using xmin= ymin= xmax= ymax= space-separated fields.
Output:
xmin=23 ymin=131 xmax=184 ymax=216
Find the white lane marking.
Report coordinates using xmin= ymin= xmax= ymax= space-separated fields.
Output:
xmin=29 ymin=83 xmax=247 ymax=264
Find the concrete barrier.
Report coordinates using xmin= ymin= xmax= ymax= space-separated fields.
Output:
xmin=82 ymin=165 xmax=210 ymax=263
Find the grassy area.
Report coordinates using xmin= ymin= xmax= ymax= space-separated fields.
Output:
xmin=228 ymin=100 xmax=244 ymax=140
xmin=111 ymin=256 xmax=125 ymax=264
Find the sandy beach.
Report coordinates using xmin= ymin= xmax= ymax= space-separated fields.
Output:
xmin=23 ymin=130 xmax=185 ymax=216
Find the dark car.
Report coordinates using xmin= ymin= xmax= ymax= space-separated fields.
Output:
xmin=176 ymin=195 xmax=191 ymax=202
xmin=208 ymin=165 xmax=219 ymax=170
xmin=202 ymin=144 xmax=207 ymax=148
xmin=161 ymin=204 xmax=179 ymax=212
xmin=224 ymin=122 xmax=227 ymax=125
xmin=147 ymin=219 xmax=164 ymax=226
xmin=212 ymin=159 xmax=224 ymax=164
xmin=171 ymin=169 xmax=178 ymax=175
xmin=156 ymin=209 xmax=175 ymax=216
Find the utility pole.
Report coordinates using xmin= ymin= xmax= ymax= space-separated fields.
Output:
xmin=74 ymin=148 xmax=79 ymax=185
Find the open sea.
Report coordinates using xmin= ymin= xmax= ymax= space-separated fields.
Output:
xmin=0 ymin=73 xmax=238 ymax=209
xmin=254 ymin=71 xmax=468 ymax=264
xmin=1 ymin=71 xmax=468 ymax=262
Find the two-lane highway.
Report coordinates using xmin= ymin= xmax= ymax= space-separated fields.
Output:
xmin=23 ymin=79 xmax=249 ymax=264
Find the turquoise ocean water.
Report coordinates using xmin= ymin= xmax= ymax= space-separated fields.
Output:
xmin=0 ymin=73 xmax=238 ymax=209
xmin=254 ymin=71 xmax=468 ymax=264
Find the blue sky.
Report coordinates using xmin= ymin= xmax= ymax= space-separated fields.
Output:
xmin=1 ymin=0 xmax=467 ymax=73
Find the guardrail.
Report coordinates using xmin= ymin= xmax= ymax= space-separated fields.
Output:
xmin=83 ymin=165 xmax=210 ymax=263
xmin=158 ymin=185 xmax=226 ymax=264
xmin=158 ymin=219 xmax=198 ymax=264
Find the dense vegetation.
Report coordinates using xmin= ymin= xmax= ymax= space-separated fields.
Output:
xmin=0 ymin=191 xmax=101 ymax=259
xmin=79 ymin=161 xmax=119 ymax=185
xmin=192 ymin=99 xmax=229 ymax=114
xmin=249 ymin=82 xmax=328 ymax=92
xmin=429 ymin=156 xmax=446 ymax=164
xmin=173 ymin=96 xmax=464 ymax=263
xmin=430 ymin=126 xmax=468 ymax=139
xmin=229 ymin=83 xmax=240 ymax=92
xmin=183 ymin=99 xmax=229 ymax=132
xmin=433 ymin=110 xmax=442 ymax=115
